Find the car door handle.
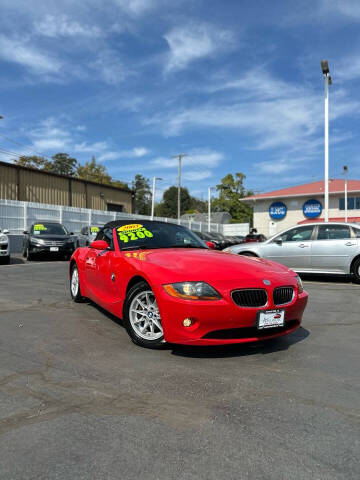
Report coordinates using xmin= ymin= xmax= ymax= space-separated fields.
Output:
xmin=298 ymin=243 xmax=309 ymax=248
xmin=345 ymin=242 xmax=356 ymax=246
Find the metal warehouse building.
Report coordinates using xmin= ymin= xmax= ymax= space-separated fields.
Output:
xmin=241 ymin=179 xmax=360 ymax=237
xmin=0 ymin=160 xmax=134 ymax=213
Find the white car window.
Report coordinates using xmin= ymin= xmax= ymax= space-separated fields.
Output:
xmin=353 ymin=227 xmax=360 ymax=238
xmin=273 ymin=226 xmax=314 ymax=243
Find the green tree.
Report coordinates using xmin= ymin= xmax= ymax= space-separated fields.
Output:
xmin=48 ymin=153 xmax=78 ymax=176
xmin=133 ymin=174 xmax=151 ymax=215
xmin=77 ymin=156 xmax=112 ymax=184
xmin=14 ymin=155 xmax=51 ymax=170
xmin=212 ymin=173 xmax=253 ymax=223
xmin=155 ymin=186 xmax=192 ymax=218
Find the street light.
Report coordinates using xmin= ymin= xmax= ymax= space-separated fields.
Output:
xmin=321 ymin=60 xmax=332 ymax=222
xmin=208 ymin=186 xmax=215 ymax=232
xmin=172 ymin=153 xmax=188 ymax=223
xmin=151 ymin=176 xmax=162 ymax=220
xmin=343 ymin=165 xmax=348 ymax=223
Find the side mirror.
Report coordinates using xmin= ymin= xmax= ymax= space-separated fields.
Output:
xmin=3 ymin=229 xmax=9 ymax=234
xmin=23 ymin=230 xmax=29 ymax=235
xmin=206 ymin=241 xmax=215 ymax=250
xmin=90 ymin=240 xmax=109 ymax=250
xmin=275 ymin=238 xmax=283 ymax=245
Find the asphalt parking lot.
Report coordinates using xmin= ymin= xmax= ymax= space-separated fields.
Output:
xmin=0 ymin=259 xmax=359 ymax=480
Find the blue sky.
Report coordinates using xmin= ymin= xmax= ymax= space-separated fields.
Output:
xmin=0 ymin=0 xmax=360 ymax=201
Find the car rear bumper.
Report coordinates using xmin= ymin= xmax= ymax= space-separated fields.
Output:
xmin=155 ymin=287 xmax=308 ymax=345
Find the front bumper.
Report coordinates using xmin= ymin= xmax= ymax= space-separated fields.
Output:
xmin=154 ymin=285 xmax=308 ymax=346
xmin=29 ymin=244 xmax=75 ymax=255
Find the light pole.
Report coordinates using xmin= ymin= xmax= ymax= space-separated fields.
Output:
xmin=321 ymin=60 xmax=332 ymax=223
xmin=151 ymin=177 xmax=162 ymax=220
xmin=343 ymin=165 xmax=348 ymax=223
xmin=208 ymin=186 xmax=215 ymax=232
xmin=172 ymin=153 xmax=188 ymax=223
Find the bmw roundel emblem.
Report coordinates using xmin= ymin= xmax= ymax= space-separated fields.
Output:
xmin=263 ymin=279 xmax=271 ymax=286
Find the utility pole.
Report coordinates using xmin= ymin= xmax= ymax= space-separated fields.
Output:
xmin=343 ymin=165 xmax=348 ymax=223
xmin=172 ymin=153 xmax=188 ymax=223
xmin=151 ymin=177 xmax=162 ymax=220
xmin=321 ymin=60 xmax=332 ymax=223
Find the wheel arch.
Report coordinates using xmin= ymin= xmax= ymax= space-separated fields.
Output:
xmin=350 ymin=255 xmax=360 ymax=274
xmin=238 ymin=251 xmax=259 ymax=257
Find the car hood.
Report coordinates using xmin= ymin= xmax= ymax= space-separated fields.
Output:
xmin=123 ymin=248 xmax=295 ymax=287
xmin=31 ymin=235 xmax=72 ymax=241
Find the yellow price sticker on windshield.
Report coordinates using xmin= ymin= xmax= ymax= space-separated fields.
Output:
xmin=117 ymin=224 xmax=153 ymax=243
xmin=91 ymin=227 xmax=99 ymax=233
xmin=34 ymin=224 xmax=47 ymax=231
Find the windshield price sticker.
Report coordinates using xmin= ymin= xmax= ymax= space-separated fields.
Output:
xmin=91 ymin=226 xmax=100 ymax=233
xmin=34 ymin=224 xmax=47 ymax=231
xmin=117 ymin=224 xmax=153 ymax=243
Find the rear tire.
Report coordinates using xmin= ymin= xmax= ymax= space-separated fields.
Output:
xmin=70 ymin=264 xmax=85 ymax=302
xmin=352 ymin=258 xmax=360 ymax=284
xmin=123 ymin=281 xmax=164 ymax=348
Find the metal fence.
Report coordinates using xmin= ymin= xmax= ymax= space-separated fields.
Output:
xmin=0 ymin=199 xmax=224 ymax=235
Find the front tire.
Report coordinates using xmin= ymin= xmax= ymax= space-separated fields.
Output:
xmin=123 ymin=281 xmax=164 ymax=348
xmin=352 ymin=258 xmax=360 ymax=284
xmin=70 ymin=264 xmax=85 ymax=302
xmin=26 ymin=247 xmax=34 ymax=261
xmin=0 ymin=255 xmax=10 ymax=265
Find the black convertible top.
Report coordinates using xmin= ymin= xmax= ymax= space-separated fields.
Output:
xmin=103 ymin=219 xmax=176 ymax=230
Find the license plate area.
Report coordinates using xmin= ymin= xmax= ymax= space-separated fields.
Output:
xmin=257 ymin=309 xmax=285 ymax=329
xmin=50 ymin=247 xmax=59 ymax=252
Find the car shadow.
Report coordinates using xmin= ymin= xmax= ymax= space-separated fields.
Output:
xmin=169 ymin=327 xmax=310 ymax=358
xmin=299 ymin=273 xmax=354 ymax=284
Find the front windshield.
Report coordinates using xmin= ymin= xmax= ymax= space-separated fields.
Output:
xmin=116 ymin=222 xmax=207 ymax=251
xmin=31 ymin=223 xmax=69 ymax=236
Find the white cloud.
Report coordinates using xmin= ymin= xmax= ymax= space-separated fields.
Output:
xmin=29 ymin=117 xmax=71 ymax=152
xmin=74 ymin=141 xmax=109 ymax=153
xmin=320 ymin=0 xmax=360 ymax=19
xmin=183 ymin=170 xmax=213 ymax=181
xmin=91 ymin=50 xmax=127 ymax=84
xmin=164 ymin=22 xmax=234 ymax=72
xmin=150 ymin=149 xmax=224 ymax=168
xmin=34 ymin=14 xmax=102 ymax=38
xmin=99 ymin=147 xmax=149 ymax=162
xmin=0 ymin=35 xmax=61 ymax=74
xmin=114 ymin=0 xmax=158 ymax=16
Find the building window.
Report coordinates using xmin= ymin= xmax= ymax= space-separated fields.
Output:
xmin=339 ymin=197 xmax=360 ymax=210
xmin=107 ymin=203 xmax=124 ymax=212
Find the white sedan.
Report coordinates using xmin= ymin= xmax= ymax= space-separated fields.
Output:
xmin=0 ymin=228 xmax=10 ymax=264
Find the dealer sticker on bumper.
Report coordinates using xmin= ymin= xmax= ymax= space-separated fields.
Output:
xmin=257 ymin=309 xmax=285 ymax=329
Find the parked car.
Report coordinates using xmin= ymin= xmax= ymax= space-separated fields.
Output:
xmin=23 ymin=221 xmax=76 ymax=261
xmin=77 ymin=225 xmax=101 ymax=247
xmin=224 ymin=222 xmax=360 ymax=283
xmin=0 ymin=227 xmax=10 ymax=264
xmin=193 ymin=231 xmax=223 ymax=250
xmin=69 ymin=220 xmax=308 ymax=349
xmin=242 ymin=233 xmax=267 ymax=243
xmin=225 ymin=235 xmax=245 ymax=246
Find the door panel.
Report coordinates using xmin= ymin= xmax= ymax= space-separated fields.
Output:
xmin=262 ymin=226 xmax=314 ymax=270
xmin=311 ymin=225 xmax=355 ymax=273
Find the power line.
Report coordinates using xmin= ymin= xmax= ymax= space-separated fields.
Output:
xmin=0 ymin=131 xmax=53 ymax=160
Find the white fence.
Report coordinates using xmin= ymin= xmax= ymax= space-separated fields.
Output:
xmin=222 ymin=223 xmax=249 ymax=236
xmin=0 ymin=199 xmax=224 ymax=235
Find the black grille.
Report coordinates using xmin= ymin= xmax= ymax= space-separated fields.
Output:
xmin=231 ymin=289 xmax=267 ymax=307
xmin=0 ymin=244 xmax=8 ymax=251
xmin=273 ymin=287 xmax=294 ymax=305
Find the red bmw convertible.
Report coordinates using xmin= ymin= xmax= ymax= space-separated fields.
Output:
xmin=69 ymin=221 xmax=308 ymax=348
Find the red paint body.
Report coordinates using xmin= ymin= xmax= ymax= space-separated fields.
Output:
xmin=70 ymin=228 xmax=308 ymax=345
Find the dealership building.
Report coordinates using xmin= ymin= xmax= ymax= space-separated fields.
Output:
xmin=241 ymin=179 xmax=360 ymax=237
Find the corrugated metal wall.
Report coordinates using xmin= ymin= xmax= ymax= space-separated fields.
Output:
xmin=0 ymin=164 xmax=18 ymax=200
xmin=0 ymin=163 xmax=133 ymax=212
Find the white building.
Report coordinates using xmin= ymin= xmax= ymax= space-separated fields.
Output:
xmin=241 ymin=179 xmax=360 ymax=237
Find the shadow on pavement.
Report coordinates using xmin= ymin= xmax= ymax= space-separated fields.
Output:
xmin=299 ymin=273 xmax=354 ymax=284
xmin=170 ymin=327 xmax=310 ymax=358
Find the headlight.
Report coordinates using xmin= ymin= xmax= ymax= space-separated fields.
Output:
xmin=296 ymin=276 xmax=304 ymax=293
xmin=0 ymin=234 xmax=7 ymax=243
xmin=163 ymin=282 xmax=221 ymax=300
xmin=30 ymin=237 xmax=45 ymax=245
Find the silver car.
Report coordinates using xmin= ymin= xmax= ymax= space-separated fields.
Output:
xmin=224 ymin=222 xmax=360 ymax=283
xmin=0 ymin=228 xmax=10 ymax=264
xmin=76 ymin=225 xmax=101 ymax=247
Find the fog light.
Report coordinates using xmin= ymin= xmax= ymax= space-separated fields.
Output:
xmin=183 ymin=318 xmax=193 ymax=327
